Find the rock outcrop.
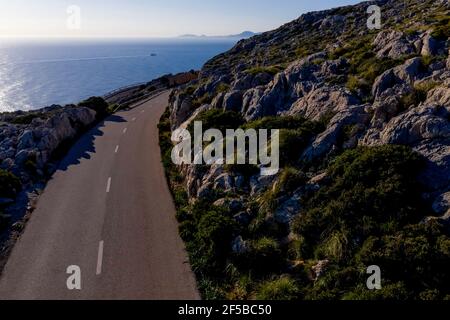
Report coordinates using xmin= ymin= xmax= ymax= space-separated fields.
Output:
xmin=1 ymin=106 xmax=96 ymax=184
xmin=161 ymin=0 xmax=450 ymax=300
xmin=165 ymin=0 xmax=450 ymax=228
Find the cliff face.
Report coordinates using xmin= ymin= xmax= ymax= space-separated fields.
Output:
xmin=170 ymin=0 xmax=450 ymax=219
xmin=165 ymin=0 xmax=450 ymax=299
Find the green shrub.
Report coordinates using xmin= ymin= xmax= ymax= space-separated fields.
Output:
xmin=0 ymin=209 xmax=11 ymax=231
xmin=258 ymin=169 xmax=297 ymax=214
xmin=227 ymin=274 xmax=254 ymax=300
xmin=334 ymin=35 xmax=406 ymax=96
xmin=182 ymin=84 xmax=198 ymax=96
xmin=188 ymin=109 xmax=244 ymax=134
xmin=295 ymin=47 xmax=313 ymax=59
xmin=275 ymin=167 xmax=306 ymax=194
xmin=431 ymin=20 xmax=450 ymax=40
xmin=245 ymin=66 xmax=283 ymax=76
xmin=192 ymin=93 xmax=214 ymax=108
xmin=287 ymin=236 xmax=309 ymax=261
xmin=346 ymin=75 xmax=370 ymax=94
xmin=235 ymin=237 xmax=283 ymax=274
xmin=342 ymin=282 xmax=410 ymax=300
xmin=294 ymin=144 xmax=425 ymax=250
xmin=215 ymin=83 xmax=231 ymax=94
xmin=399 ymin=81 xmax=438 ymax=110
xmin=11 ymin=114 xmax=40 ymax=125
xmin=78 ymin=96 xmax=110 ymax=119
xmin=421 ymin=55 xmax=434 ymax=68
xmin=173 ymin=187 xmax=188 ymax=208
xmin=198 ymin=278 xmax=226 ymax=300
xmin=244 ymin=116 xmax=323 ymax=167
xmin=243 ymin=115 xmax=322 ymax=132
xmin=278 ymin=129 xmax=309 ymax=166
xmin=185 ymin=202 xmax=237 ymax=277
xmin=289 ymin=145 xmax=450 ymax=299
xmin=0 ymin=169 xmax=21 ymax=199
xmin=419 ymin=289 xmax=441 ymax=301
xmin=255 ymin=277 xmax=300 ymax=300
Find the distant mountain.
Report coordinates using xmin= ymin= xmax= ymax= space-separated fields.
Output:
xmin=179 ymin=31 xmax=258 ymax=39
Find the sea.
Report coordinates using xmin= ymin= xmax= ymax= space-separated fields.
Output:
xmin=0 ymin=38 xmax=238 ymax=112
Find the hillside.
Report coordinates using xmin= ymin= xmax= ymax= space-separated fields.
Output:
xmin=161 ymin=0 xmax=450 ymax=300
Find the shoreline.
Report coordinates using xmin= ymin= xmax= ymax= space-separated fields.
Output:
xmin=0 ymin=70 xmax=198 ymax=274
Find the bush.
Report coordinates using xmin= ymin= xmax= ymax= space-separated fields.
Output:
xmin=245 ymin=66 xmax=283 ymax=76
xmin=255 ymin=277 xmax=300 ymax=300
xmin=431 ymin=19 xmax=450 ymax=40
xmin=342 ymin=282 xmax=410 ymax=300
xmin=294 ymin=146 xmax=425 ymax=245
xmin=188 ymin=109 xmax=244 ymax=134
xmin=192 ymin=93 xmax=214 ymax=108
xmin=11 ymin=113 xmax=40 ymax=125
xmin=173 ymin=187 xmax=188 ymax=208
xmin=258 ymin=168 xmax=305 ymax=218
xmin=398 ymin=82 xmax=437 ymax=110
xmin=215 ymin=83 xmax=231 ymax=94
xmin=245 ymin=116 xmax=324 ymax=167
xmin=78 ymin=96 xmax=110 ymax=119
xmin=182 ymin=85 xmax=198 ymax=96
xmin=278 ymin=129 xmax=309 ymax=166
xmin=275 ymin=167 xmax=306 ymax=194
xmin=235 ymin=237 xmax=283 ymax=274
xmin=290 ymin=145 xmax=450 ymax=299
xmin=346 ymin=75 xmax=370 ymax=94
xmin=243 ymin=115 xmax=323 ymax=132
xmin=186 ymin=203 xmax=237 ymax=276
xmin=0 ymin=169 xmax=21 ymax=199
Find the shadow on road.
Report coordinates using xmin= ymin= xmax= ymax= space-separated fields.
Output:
xmin=58 ymin=114 xmax=127 ymax=171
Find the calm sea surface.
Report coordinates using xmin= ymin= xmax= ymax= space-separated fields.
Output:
xmin=0 ymin=38 xmax=237 ymax=112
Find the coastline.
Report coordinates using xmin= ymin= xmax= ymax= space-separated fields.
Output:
xmin=0 ymin=71 xmax=198 ymax=274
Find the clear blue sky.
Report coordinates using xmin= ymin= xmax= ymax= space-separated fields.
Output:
xmin=0 ymin=0 xmax=362 ymax=38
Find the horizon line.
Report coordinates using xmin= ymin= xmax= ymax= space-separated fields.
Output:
xmin=0 ymin=32 xmax=262 ymax=40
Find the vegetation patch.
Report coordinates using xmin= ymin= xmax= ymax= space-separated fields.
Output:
xmin=78 ymin=96 xmax=110 ymax=120
xmin=399 ymin=81 xmax=439 ymax=110
xmin=290 ymin=145 xmax=450 ymax=299
xmin=0 ymin=169 xmax=21 ymax=200
xmin=245 ymin=66 xmax=284 ymax=76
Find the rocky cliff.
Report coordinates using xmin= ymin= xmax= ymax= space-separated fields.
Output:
xmin=163 ymin=0 xmax=450 ymax=299
xmin=0 ymin=97 xmax=111 ymax=248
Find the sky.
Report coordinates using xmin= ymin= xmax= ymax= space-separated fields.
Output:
xmin=0 ymin=0 xmax=363 ymax=38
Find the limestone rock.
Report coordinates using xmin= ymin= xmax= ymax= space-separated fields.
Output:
xmin=373 ymin=30 xmax=416 ymax=59
xmin=289 ymin=86 xmax=360 ymax=121
xmin=372 ymin=57 xmax=423 ymax=98
xmin=302 ymin=105 xmax=369 ymax=161
xmin=432 ymin=191 xmax=450 ymax=216
xmin=379 ymin=105 xmax=450 ymax=145
xmin=223 ymin=90 xmax=244 ymax=112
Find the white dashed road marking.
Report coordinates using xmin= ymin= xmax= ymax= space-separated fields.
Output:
xmin=96 ymin=241 xmax=104 ymax=275
xmin=115 ymin=145 xmax=119 ymax=154
xmin=123 ymin=128 xmax=127 ymax=134
xmin=106 ymin=177 xmax=112 ymax=193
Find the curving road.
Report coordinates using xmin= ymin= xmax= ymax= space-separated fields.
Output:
xmin=0 ymin=92 xmax=200 ymax=300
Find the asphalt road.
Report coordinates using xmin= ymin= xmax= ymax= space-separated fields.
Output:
xmin=0 ymin=92 xmax=200 ymax=300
